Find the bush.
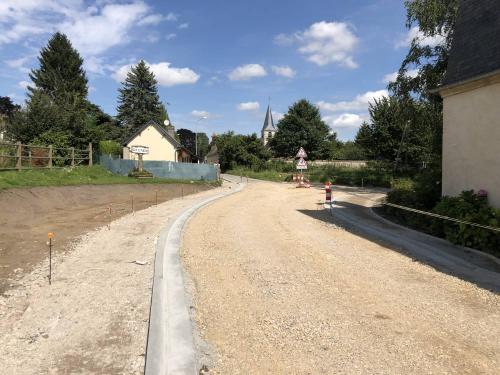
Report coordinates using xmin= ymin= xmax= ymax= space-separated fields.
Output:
xmin=308 ymin=164 xmax=392 ymax=187
xmin=99 ymin=140 xmax=122 ymax=157
xmin=431 ymin=191 xmax=500 ymax=256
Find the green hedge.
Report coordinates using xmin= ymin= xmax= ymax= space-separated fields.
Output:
xmin=384 ymin=183 xmax=500 ymax=257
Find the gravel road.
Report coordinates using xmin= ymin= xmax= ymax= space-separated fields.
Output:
xmin=0 ymin=184 xmax=225 ymax=374
xmin=182 ymin=180 xmax=500 ymax=374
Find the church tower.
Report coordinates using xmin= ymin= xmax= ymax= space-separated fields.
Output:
xmin=261 ymin=104 xmax=277 ymax=146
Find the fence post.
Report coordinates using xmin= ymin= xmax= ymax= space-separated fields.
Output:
xmin=71 ymin=147 xmax=75 ymax=167
xmin=88 ymin=143 xmax=93 ymax=167
xmin=48 ymin=145 xmax=53 ymax=169
xmin=16 ymin=142 xmax=21 ymax=171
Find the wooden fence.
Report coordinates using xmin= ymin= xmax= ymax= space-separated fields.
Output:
xmin=0 ymin=141 xmax=92 ymax=170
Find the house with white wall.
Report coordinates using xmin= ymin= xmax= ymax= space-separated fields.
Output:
xmin=436 ymin=0 xmax=500 ymax=208
xmin=123 ymin=120 xmax=192 ymax=163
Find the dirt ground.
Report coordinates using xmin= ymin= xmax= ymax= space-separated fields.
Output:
xmin=0 ymin=183 xmax=227 ymax=375
xmin=182 ymin=180 xmax=500 ymax=374
xmin=0 ymin=183 xmax=211 ymax=294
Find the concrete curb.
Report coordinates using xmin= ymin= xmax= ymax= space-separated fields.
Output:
xmin=368 ymin=206 xmax=500 ymax=267
xmin=145 ymin=179 xmax=245 ymax=375
xmin=327 ymin=199 xmax=500 ymax=291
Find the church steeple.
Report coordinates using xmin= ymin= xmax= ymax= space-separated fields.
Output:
xmin=261 ymin=103 xmax=277 ymax=145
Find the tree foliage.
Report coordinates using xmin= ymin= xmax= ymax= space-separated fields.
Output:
xmin=117 ymin=60 xmax=163 ymax=133
xmin=357 ymin=0 xmax=459 ymax=169
xmin=269 ymin=99 xmax=330 ymax=160
xmin=177 ymin=128 xmax=210 ymax=160
xmin=213 ymin=132 xmax=271 ymax=171
xmin=6 ymin=33 xmax=122 ymax=149
xmin=29 ymin=32 xmax=88 ymax=101
xmin=356 ymin=96 xmax=440 ymax=165
xmin=390 ymin=0 xmax=459 ymax=104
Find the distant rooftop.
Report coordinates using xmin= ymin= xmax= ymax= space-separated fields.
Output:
xmin=441 ymin=0 xmax=500 ymax=88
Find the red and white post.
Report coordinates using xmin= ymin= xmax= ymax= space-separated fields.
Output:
xmin=325 ymin=180 xmax=332 ymax=205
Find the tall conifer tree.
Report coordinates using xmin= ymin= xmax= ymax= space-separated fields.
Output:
xmin=29 ymin=32 xmax=88 ymax=101
xmin=117 ymin=60 xmax=163 ymax=132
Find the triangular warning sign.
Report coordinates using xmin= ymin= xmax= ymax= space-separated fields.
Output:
xmin=296 ymin=157 xmax=308 ymax=170
xmin=296 ymin=147 xmax=307 ymax=159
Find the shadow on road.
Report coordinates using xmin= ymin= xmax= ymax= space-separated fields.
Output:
xmin=298 ymin=201 xmax=500 ymax=294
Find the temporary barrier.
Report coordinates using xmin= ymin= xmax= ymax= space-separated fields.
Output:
xmin=100 ymin=155 xmax=218 ymax=181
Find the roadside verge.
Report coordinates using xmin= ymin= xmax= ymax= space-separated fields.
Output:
xmin=145 ymin=176 xmax=245 ymax=375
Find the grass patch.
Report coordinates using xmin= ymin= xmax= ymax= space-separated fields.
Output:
xmin=0 ymin=165 xmax=219 ymax=191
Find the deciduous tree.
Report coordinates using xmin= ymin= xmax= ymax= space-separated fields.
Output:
xmin=269 ymin=99 xmax=330 ymax=160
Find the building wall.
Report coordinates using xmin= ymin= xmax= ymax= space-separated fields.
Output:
xmin=442 ymin=80 xmax=500 ymax=208
xmin=124 ymin=125 xmax=177 ymax=162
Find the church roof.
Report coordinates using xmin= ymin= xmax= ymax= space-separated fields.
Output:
xmin=441 ymin=0 xmax=500 ymax=89
xmin=261 ymin=105 xmax=276 ymax=132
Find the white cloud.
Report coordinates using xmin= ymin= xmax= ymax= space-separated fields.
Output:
xmin=0 ymin=1 xmax=166 ymax=60
xmin=60 ymin=2 xmax=149 ymax=56
xmin=84 ymin=56 xmax=105 ymax=74
xmin=382 ymin=71 xmax=398 ymax=84
xmin=18 ymin=80 xmax=30 ymax=89
xmin=138 ymin=14 xmax=164 ymax=26
xmin=382 ymin=68 xmax=419 ymax=84
xmin=5 ymin=56 xmax=31 ymax=73
xmin=317 ymin=90 xmax=388 ymax=112
xmin=229 ymin=64 xmax=267 ymax=81
xmin=237 ymin=102 xmax=260 ymax=111
xmin=272 ymin=111 xmax=284 ymax=121
xmin=178 ymin=22 xmax=189 ymax=29
xmin=396 ymin=26 xmax=446 ymax=49
xmin=274 ymin=33 xmax=295 ymax=46
xmin=191 ymin=110 xmax=210 ymax=118
xmin=113 ymin=61 xmax=200 ymax=87
xmin=165 ymin=12 xmax=178 ymax=21
xmin=276 ymin=21 xmax=359 ymax=68
xmin=165 ymin=33 xmax=176 ymax=40
xmin=324 ymin=113 xmax=365 ymax=128
xmin=138 ymin=12 xmax=178 ymax=26
xmin=271 ymin=65 xmax=296 ymax=78
xmin=5 ymin=56 xmax=30 ymax=69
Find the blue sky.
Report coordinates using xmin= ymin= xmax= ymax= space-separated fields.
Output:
xmin=0 ymin=0 xmax=424 ymax=140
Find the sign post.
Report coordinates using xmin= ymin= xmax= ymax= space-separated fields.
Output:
xmin=130 ymin=145 xmax=149 ymax=172
xmin=295 ymin=148 xmax=310 ymax=188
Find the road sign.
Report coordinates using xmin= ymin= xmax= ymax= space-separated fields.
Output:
xmin=296 ymin=147 xmax=307 ymax=159
xmin=130 ymin=145 xmax=149 ymax=155
xmin=296 ymin=157 xmax=307 ymax=170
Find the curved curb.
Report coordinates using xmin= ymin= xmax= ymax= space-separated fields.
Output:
xmin=368 ymin=206 xmax=500 ymax=267
xmin=327 ymin=199 xmax=500 ymax=291
xmin=145 ymin=180 xmax=245 ymax=375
